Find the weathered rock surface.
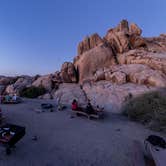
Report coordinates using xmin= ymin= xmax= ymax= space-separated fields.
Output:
xmin=77 ymin=33 xmax=104 ymax=55
xmin=1 ymin=20 xmax=166 ymax=115
xmin=145 ymin=34 xmax=166 ymax=53
xmin=104 ymin=20 xmax=146 ymax=53
xmin=38 ymin=93 xmax=52 ymax=99
xmin=118 ymin=50 xmax=166 ymax=74
xmin=5 ymin=76 xmax=33 ymax=95
xmin=94 ymin=64 xmax=166 ymax=87
xmin=74 ymin=44 xmax=116 ymax=83
xmin=129 ymin=23 xmax=142 ymax=36
xmin=52 ymin=83 xmax=88 ymax=108
xmin=60 ymin=62 xmax=77 ymax=83
xmin=32 ymin=74 xmax=53 ymax=92
xmin=0 ymin=76 xmax=16 ymax=86
xmin=83 ymin=81 xmax=156 ymax=113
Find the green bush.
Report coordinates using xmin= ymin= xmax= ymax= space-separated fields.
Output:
xmin=20 ymin=86 xmax=46 ymax=98
xmin=123 ymin=90 xmax=166 ymax=132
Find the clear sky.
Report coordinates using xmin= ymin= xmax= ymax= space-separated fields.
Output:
xmin=0 ymin=0 xmax=165 ymax=76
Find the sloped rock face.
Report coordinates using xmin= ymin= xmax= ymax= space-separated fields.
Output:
xmin=75 ymin=20 xmax=148 ymax=83
xmin=0 ymin=77 xmax=11 ymax=85
xmin=83 ymin=81 xmax=156 ymax=113
xmin=52 ymin=83 xmax=88 ymax=108
xmin=94 ymin=64 xmax=166 ymax=87
xmin=77 ymin=33 xmax=104 ymax=55
xmin=32 ymin=74 xmax=53 ymax=92
xmin=105 ymin=71 xmax=126 ymax=84
xmin=60 ymin=62 xmax=77 ymax=83
xmin=145 ymin=34 xmax=166 ymax=53
xmin=74 ymin=44 xmax=116 ymax=83
xmin=118 ymin=50 xmax=166 ymax=74
xmin=5 ymin=76 xmax=33 ymax=95
xmin=129 ymin=23 xmax=142 ymax=36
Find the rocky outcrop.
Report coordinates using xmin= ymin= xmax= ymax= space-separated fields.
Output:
xmin=4 ymin=76 xmax=33 ymax=95
xmin=118 ymin=50 xmax=166 ymax=74
xmin=32 ymin=74 xmax=53 ymax=92
xmin=0 ymin=20 xmax=166 ymax=115
xmin=145 ymin=34 xmax=166 ymax=53
xmin=60 ymin=62 xmax=77 ymax=83
xmin=105 ymin=20 xmax=146 ymax=53
xmin=105 ymin=71 xmax=126 ymax=84
xmin=83 ymin=81 xmax=156 ymax=113
xmin=74 ymin=44 xmax=116 ymax=83
xmin=93 ymin=64 xmax=166 ymax=87
xmin=129 ymin=23 xmax=142 ymax=36
xmin=52 ymin=83 xmax=88 ymax=108
xmin=77 ymin=33 xmax=104 ymax=55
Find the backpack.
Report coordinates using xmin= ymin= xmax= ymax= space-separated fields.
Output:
xmin=145 ymin=135 xmax=166 ymax=149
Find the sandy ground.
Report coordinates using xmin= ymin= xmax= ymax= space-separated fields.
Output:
xmin=0 ymin=98 xmax=165 ymax=166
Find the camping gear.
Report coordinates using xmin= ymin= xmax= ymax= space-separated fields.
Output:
xmin=0 ymin=123 xmax=26 ymax=155
xmin=144 ymin=135 xmax=166 ymax=166
xmin=72 ymin=109 xmax=104 ymax=119
xmin=41 ymin=103 xmax=53 ymax=109
xmin=145 ymin=135 xmax=166 ymax=149
xmin=1 ymin=96 xmax=22 ymax=104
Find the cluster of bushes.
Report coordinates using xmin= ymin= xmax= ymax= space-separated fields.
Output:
xmin=123 ymin=90 xmax=166 ymax=132
xmin=20 ymin=86 xmax=46 ymax=98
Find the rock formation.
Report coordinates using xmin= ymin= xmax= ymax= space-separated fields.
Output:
xmin=60 ymin=62 xmax=77 ymax=83
xmin=77 ymin=33 xmax=104 ymax=55
xmin=32 ymin=74 xmax=53 ymax=92
xmin=1 ymin=20 xmax=166 ymax=113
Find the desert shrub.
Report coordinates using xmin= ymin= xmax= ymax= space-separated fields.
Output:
xmin=123 ymin=90 xmax=166 ymax=132
xmin=20 ymin=86 xmax=46 ymax=98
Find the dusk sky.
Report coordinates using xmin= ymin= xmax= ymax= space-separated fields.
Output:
xmin=0 ymin=0 xmax=165 ymax=76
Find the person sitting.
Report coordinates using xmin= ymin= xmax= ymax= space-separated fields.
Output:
xmin=12 ymin=94 xmax=17 ymax=101
xmin=86 ymin=101 xmax=95 ymax=114
xmin=71 ymin=99 xmax=79 ymax=111
xmin=5 ymin=95 xmax=11 ymax=102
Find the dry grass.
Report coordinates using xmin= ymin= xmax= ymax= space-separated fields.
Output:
xmin=123 ymin=89 xmax=166 ymax=132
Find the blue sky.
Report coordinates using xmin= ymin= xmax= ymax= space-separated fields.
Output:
xmin=0 ymin=0 xmax=165 ymax=76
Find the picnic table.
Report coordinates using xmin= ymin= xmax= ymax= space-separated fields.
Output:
xmin=0 ymin=123 xmax=26 ymax=154
xmin=72 ymin=109 xmax=104 ymax=119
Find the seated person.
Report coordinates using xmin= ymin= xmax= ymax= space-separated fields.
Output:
xmin=5 ymin=95 xmax=11 ymax=102
xmin=12 ymin=94 xmax=17 ymax=101
xmin=71 ymin=99 xmax=78 ymax=111
xmin=86 ymin=101 xmax=96 ymax=114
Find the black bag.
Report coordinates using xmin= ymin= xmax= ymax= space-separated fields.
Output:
xmin=146 ymin=135 xmax=166 ymax=149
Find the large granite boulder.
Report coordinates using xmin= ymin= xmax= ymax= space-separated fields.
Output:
xmin=83 ymin=81 xmax=156 ymax=113
xmin=60 ymin=62 xmax=77 ymax=83
xmin=105 ymin=71 xmax=127 ymax=84
xmin=104 ymin=20 xmax=146 ymax=53
xmin=145 ymin=34 xmax=166 ymax=53
xmin=5 ymin=76 xmax=33 ymax=95
xmin=32 ymin=74 xmax=53 ymax=92
xmin=118 ymin=50 xmax=166 ymax=74
xmin=129 ymin=23 xmax=142 ymax=36
xmin=52 ymin=71 xmax=62 ymax=83
xmin=0 ymin=76 xmax=16 ymax=86
xmin=74 ymin=44 xmax=116 ymax=83
xmin=94 ymin=64 xmax=166 ymax=87
xmin=52 ymin=83 xmax=88 ymax=108
xmin=77 ymin=33 xmax=104 ymax=55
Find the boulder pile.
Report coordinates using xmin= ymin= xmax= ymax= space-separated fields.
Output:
xmin=1 ymin=20 xmax=166 ymax=113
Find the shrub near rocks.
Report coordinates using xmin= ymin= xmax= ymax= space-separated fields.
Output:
xmin=20 ymin=86 xmax=46 ymax=98
xmin=123 ymin=89 xmax=166 ymax=132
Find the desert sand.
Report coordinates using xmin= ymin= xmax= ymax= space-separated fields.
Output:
xmin=0 ymin=99 xmax=165 ymax=166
